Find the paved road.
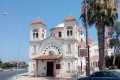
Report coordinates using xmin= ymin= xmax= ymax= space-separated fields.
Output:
xmin=0 ymin=69 xmax=27 ymax=80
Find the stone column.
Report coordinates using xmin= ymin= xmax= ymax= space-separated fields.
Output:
xmin=36 ymin=60 xmax=38 ymax=77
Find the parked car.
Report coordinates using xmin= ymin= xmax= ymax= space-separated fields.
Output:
xmin=0 ymin=68 xmax=3 ymax=72
xmin=78 ymin=70 xmax=120 ymax=80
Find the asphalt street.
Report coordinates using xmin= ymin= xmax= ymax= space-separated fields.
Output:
xmin=0 ymin=69 xmax=27 ymax=80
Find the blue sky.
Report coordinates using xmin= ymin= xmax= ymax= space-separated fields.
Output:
xmin=0 ymin=0 xmax=104 ymax=63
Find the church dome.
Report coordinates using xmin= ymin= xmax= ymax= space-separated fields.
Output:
xmin=56 ymin=23 xmax=64 ymax=28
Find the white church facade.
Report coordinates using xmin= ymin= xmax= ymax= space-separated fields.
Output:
xmin=28 ymin=16 xmax=114 ymax=77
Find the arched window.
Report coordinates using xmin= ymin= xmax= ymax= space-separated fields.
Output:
xmin=67 ymin=62 xmax=71 ymax=71
xmin=80 ymin=31 xmax=83 ymax=35
xmin=33 ymin=33 xmax=35 ymax=38
xmin=68 ymin=63 xmax=70 ymax=70
xmin=33 ymin=64 xmax=35 ymax=71
xmin=33 ymin=29 xmax=39 ymax=38
xmin=42 ymin=33 xmax=44 ymax=38
xmin=67 ymin=26 xmax=73 ymax=36
xmin=36 ymin=33 xmax=38 ymax=38
xmin=67 ymin=30 xmax=69 ymax=36
xmin=58 ymin=31 xmax=62 ymax=37
xmin=49 ymin=51 xmax=55 ymax=55
xmin=70 ymin=30 xmax=73 ymax=36
xmin=68 ymin=44 xmax=71 ymax=52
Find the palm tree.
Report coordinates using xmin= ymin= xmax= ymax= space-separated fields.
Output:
xmin=81 ymin=0 xmax=118 ymax=70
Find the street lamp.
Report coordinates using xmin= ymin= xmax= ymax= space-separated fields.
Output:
xmin=3 ymin=13 xmax=21 ymax=80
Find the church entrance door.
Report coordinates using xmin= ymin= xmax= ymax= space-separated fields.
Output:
xmin=47 ymin=62 xmax=54 ymax=76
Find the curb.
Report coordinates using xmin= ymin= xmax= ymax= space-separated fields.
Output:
xmin=10 ymin=72 xmax=28 ymax=80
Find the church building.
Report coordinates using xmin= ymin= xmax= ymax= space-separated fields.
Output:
xmin=28 ymin=16 xmax=114 ymax=77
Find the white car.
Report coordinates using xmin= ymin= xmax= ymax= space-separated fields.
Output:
xmin=0 ymin=68 xmax=3 ymax=72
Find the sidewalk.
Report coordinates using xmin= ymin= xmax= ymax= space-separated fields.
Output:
xmin=17 ymin=76 xmax=77 ymax=80
xmin=11 ymin=73 xmax=78 ymax=80
xmin=14 ymin=69 xmax=119 ymax=80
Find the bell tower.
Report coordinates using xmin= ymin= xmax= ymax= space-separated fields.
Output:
xmin=30 ymin=19 xmax=46 ymax=42
xmin=29 ymin=19 xmax=46 ymax=55
xmin=64 ymin=16 xmax=79 ymax=40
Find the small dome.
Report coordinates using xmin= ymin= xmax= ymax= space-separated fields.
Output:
xmin=56 ymin=23 xmax=64 ymax=27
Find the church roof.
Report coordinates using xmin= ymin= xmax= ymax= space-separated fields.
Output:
xmin=31 ymin=19 xmax=46 ymax=27
xmin=78 ymin=26 xmax=84 ymax=30
xmin=78 ymin=37 xmax=94 ymax=47
xmin=88 ymin=37 xmax=94 ymax=43
xmin=33 ymin=55 xmax=62 ymax=60
xmin=64 ymin=16 xmax=76 ymax=21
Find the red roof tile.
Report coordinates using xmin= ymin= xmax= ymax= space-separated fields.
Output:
xmin=33 ymin=55 xmax=62 ymax=60
xmin=31 ymin=19 xmax=46 ymax=26
xmin=65 ymin=16 xmax=75 ymax=21
xmin=78 ymin=38 xmax=94 ymax=47
xmin=88 ymin=37 xmax=94 ymax=43
xmin=78 ymin=26 xmax=84 ymax=30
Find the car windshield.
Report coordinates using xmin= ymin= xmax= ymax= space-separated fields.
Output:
xmin=114 ymin=71 xmax=120 ymax=77
xmin=90 ymin=71 xmax=120 ymax=78
xmin=90 ymin=72 xmax=101 ymax=77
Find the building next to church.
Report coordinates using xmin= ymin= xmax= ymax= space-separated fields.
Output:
xmin=28 ymin=16 xmax=114 ymax=77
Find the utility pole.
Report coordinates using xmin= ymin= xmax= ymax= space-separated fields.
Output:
xmin=84 ymin=0 xmax=90 ymax=76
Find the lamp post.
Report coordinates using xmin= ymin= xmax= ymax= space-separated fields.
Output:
xmin=3 ymin=13 xmax=21 ymax=80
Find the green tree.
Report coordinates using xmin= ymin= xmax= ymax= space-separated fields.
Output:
xmin=115 ymin=54 xmax=120 ymax=69
xmin=109 ymin=38 xmax=116 ymax=69
xmin=105 ymin=56 xmax=111 ymax=68
xmin=0 ymin=63 xmax=3 ymax=68
xmin=109 ymin=22 xmax=120 ymax=69
xmin=0 ymin=59 xmax=3 ymax=68
xmin=3 ymin=63 xmax=13 ymax=70
xmin=0 ymin=59 xmax=2 ymax=64
xmin=81 ymin=0 xmax=118 ymax=70
xmin=81 ymin=0 xmax=90 ymax=76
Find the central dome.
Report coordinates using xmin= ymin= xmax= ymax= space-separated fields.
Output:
xmin=56 ymin=23 xmax=64 ymax=28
